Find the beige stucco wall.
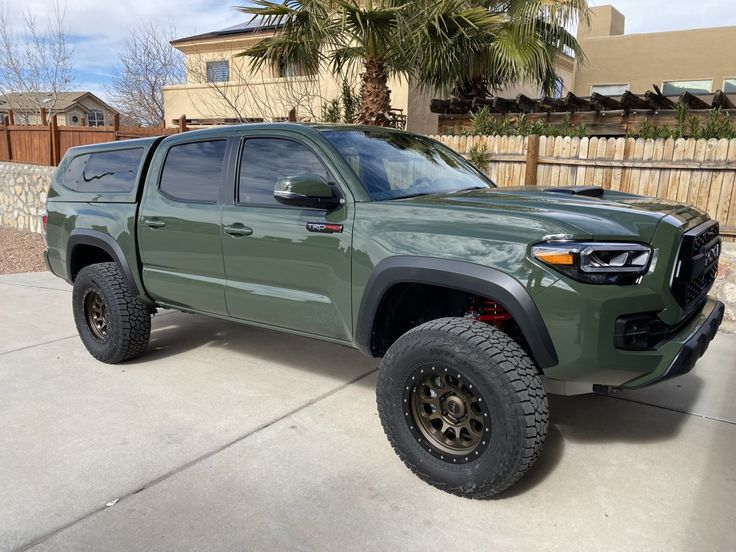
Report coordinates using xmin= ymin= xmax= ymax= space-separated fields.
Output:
xmin=164 ymin=31 xmax=409 ymax=126
xmin=574 ymin=5 xmax=736 ymax=96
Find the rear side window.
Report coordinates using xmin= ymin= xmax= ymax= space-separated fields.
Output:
xmin=238 ymin=138 xmax=333 ymax=206
xmin=159 ymin=140 xmax=227 ymax=202
xmin=62 ymin=148 xmax=143 ymax=193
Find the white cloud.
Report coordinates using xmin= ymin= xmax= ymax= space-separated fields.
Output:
xmin=3 ymin=0 xmax=736 ymax=104
xmin=1 ymin=0 xmax=245 ymax=98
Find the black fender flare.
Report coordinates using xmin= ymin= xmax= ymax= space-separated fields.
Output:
xmin=66 ymin=229 xmax=140 ymax=297
xmin=355 ymin=256 xmax=558 ymax=369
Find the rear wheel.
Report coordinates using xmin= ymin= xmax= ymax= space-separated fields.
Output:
xmin=72 ymin=262 xmax=151 ymax=363
xmin=376 ymin=317 xmax=548 ymax=498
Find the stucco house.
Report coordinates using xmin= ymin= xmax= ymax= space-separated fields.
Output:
xmin=573 ymin=5 xmax=736 ymax=97
xmin=163 ymin=20 xmax=574 ymax=136
xmin=0 ymin=91 xmax=118 ymax=127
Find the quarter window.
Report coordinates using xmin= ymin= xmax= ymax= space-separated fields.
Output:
xmin=159 ymin=140 xmax=227 ymax=202
xmin=661 ymin=80 xmax=712 ymax=95
xmin=206 ymin=60 xmax=230 ymax=82
xmin=238 ymin=138 xmax=332 ymax=206
xmin=62 ymin=148 xmax=144 ymax=193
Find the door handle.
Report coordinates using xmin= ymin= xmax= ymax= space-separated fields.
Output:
xmin=143 ymin=217 xmax=166 ymax=229
xmin=224 ymin=224 xmax=253 ymax=237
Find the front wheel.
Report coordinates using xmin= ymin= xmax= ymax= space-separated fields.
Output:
xmin=376 ymin=317 xmax=549 ymax=498
xmin=72 ymin=262 xmax=151 ymax=363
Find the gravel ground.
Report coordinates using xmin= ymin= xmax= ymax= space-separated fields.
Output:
xmin=0 ymin=227 xmax=46 ymax=274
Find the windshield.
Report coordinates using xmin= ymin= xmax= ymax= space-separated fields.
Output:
xmin=320 ymin=129 xmax=494 ymax=201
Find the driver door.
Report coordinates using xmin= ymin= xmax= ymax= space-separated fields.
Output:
xmin=220 ymin=135 xmax=354 ymax=342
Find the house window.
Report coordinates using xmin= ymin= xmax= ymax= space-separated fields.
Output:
xmin=87 ymin=110 xmax=104 ymax=126
xmin=591 ymin=84 xmax=629 ymax=96
xmin=553 ymin=77 xmax=564 ymax=99
xmin=278 ymin=58 xmax=303 ymax=78
xmin=206 ymin=60 xmax=230 ymax=83
xmin=723 ymin=79 xmax=736 ymax=93
xmin=661 ymin=80 xmax=712 ymax=96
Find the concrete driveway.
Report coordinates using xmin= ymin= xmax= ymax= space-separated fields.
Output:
xmin=1 ymin=272 xmax=734 ymax=552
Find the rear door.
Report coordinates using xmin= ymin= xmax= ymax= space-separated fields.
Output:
xmin=138 ymin=137 xmax=231 ymax=316
xmin=220 ymin=133 xmax=354 ymax=341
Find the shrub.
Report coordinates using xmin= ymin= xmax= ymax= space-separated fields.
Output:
xmin=468 ymin=142 xmax=489 ymax=172
xmin=466 ymin=109 xmax=586 ymax=138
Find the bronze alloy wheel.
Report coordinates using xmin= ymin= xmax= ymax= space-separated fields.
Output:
xmin=404 ymin=365 xmax=491 ymax=464
xmin=84 ymin=290 xmax=110 ymax=340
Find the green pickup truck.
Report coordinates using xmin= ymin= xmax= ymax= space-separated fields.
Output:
xmin=45 ymin=124 xmax=724 ymax=498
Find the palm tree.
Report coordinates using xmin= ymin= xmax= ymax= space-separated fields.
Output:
xmin=238 ymin=0 xmax=588 ymax=125
xmin=238 ymin=0 xmax=410 ymax=126
xmin=410 ymin=0 xmax=588 ymax=100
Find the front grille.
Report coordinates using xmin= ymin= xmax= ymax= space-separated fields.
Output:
xmin=671 ymin=220 xmax=720 ymax=310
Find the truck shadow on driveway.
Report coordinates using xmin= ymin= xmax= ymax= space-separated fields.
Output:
xmin=132 ymin=310 xmax=379 ymax=387
xmin=136 ymin=310 xmax=704 ymax=497
xmin=500 ymin=381 xmax=704 ymax=497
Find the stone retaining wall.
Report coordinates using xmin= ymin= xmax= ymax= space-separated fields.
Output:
xmin=0 ymin=162 xmax=54 ymax=234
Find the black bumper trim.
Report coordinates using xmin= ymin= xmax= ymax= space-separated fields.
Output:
xmin=628 ymin=301 xmax=724 ymax=389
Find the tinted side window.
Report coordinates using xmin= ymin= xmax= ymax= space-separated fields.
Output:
xmin=238 ymin=138 xmax=332 ymax=206
xmin=62 ymin=148 xmax=143 ymax=193
xmin=159 ymin=140 xmax=227 ymax=202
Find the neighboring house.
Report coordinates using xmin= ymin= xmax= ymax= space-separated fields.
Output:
xmin=0 ymin=91 xmax=118 ymax=127
xmin=163 ymin=21 xmax=574 ymax=135
xmin=573 ymin=5 xmax=736 ymax=97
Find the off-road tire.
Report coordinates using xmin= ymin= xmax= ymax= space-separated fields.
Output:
xmin=72 ymin=262 xmax=151 ymax=363
xmin=376 ymin=317 xmax=548 ymax=498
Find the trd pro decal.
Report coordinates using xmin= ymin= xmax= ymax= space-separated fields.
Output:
xmin=306 ymin=222 xmax=343 ymax=234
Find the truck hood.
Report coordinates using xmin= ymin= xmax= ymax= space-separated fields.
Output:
xmin=395 ymin=186 xmax=709 ymax=242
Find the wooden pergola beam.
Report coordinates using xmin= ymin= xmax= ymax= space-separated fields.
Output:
xmin=590 ymin=92 xmax=622 ymax=111
xmin=712 ymin=90 xmax=735 ymax=109
xmin=645 ymin=90 xmax=676 ymax=110
xmin=679 ymin=91 xmax=710 ymax=110
xmin=620 ymin=91 xmax=651 ymax=110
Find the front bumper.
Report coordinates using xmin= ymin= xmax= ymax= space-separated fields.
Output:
xmin=534 ymin=271 xmax=725 ymax=388
xmin=622 ymin=299 xmax=724 ymax=388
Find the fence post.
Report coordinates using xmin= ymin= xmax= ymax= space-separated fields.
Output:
xmin=7 ymin=110 xmax=15 ymax=126
xmin=288 ymin=107 xmax=297 ymax=122
xmin=2 ymin=122 xmax=11 ymax=161
xmin=113 ymin=113 xmax=120 ymax=141
xmin=40 ymin=107 xmax=48 ymax=126
xmin=178 ymin=114 xmax=187 ymax=133
xmin=50 ymin=114 xmax=61 ymax=166
xmin=524 ymin=134 xmax=540 ymax=186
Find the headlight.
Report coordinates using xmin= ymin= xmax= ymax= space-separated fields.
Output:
xmin=532 ymin=242 xmax=652 ymax=284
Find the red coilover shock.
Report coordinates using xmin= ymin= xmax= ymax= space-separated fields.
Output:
xmin=466 ymin=297 xmax=512 ymax=326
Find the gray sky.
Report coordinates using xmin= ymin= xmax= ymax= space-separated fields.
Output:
xmin=3 ymin=1 xmax=736 ymax=101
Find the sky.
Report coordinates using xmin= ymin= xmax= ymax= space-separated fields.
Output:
xmin=3 ymin=0 xmax=736 ymax=104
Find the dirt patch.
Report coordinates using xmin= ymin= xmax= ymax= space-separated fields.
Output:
xmin=0 ymin=227 xmax=46 ymax=274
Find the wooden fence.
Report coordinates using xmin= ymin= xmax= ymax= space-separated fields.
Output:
xmin=0 ymin=112 xmax=187 ymax=166
xmin=430 ymin=134 xmax=736 ymax=239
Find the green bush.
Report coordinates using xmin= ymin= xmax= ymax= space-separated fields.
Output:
xmin=468 ymin=142 xmax=489 ymax=171
xmin=465 ymin=107 xmax=586 ymax=138
xmin=627 ymin=107 xmax=735 ymax=140
xmin=320 ymin=80 xmax=362 ymax=124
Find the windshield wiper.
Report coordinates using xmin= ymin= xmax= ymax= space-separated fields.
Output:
xmin=387 ymin=192 xmax=438 ymax=200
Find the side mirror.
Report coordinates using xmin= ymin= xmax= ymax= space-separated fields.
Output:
xmin=274 ymin=173 xmax=343 ymax=210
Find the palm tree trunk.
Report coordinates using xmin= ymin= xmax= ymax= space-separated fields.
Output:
xmin=358 ymin=57 xmax=392 ymax=126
